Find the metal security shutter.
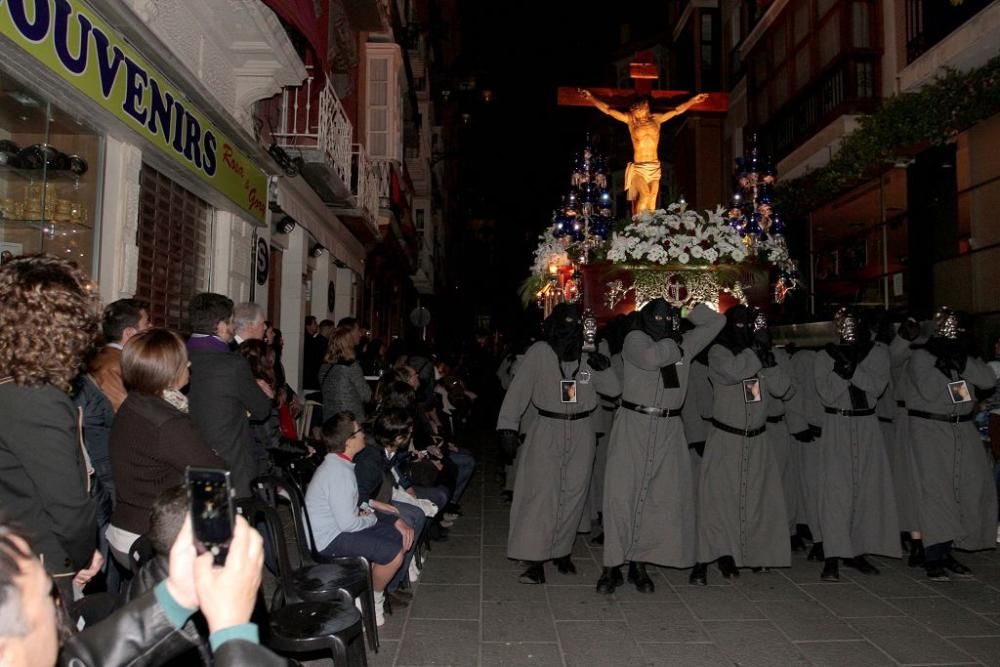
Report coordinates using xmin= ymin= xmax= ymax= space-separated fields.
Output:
xmin=135 ymin=164 xmax=213 ymax=329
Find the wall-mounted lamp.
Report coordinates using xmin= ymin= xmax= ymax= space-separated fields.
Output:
xmin=275 ymin=215 xmax=296 ymax=235
xmin=310 ymin=243 xmax=327 ymax=258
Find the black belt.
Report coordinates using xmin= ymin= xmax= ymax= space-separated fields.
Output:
xmin=908 ymin=409 xmax=973 ymax=424
xmin=878 ymin=417 xmax=893 ymax=424
xmin=599 ymin=393 xmax=621 ymax=410
xmin=536 ymin=408 xmax=594 ymax=421
xmin=766 ymin=415 xmax=784 ymax=424
xmin=621 ymin=400 xmax=681 ymax=418
xmin=824 ymin=407 xmax=876 ymax=417
xmin=710 ymin=419 xmax=766 ymax=438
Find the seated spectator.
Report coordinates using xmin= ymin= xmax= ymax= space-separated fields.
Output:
xmin=186 ymin=293 xmax=272 ymax=498
xmin=356 ymin=408 xmax=426 ymax=609
xmin=319 ymin=327 xmax=372 ymax=423
xmin=305 ymin=412 xmax=408 ymax=627
xmin=0 ymin=255 xmax=101 ymax=600
xmin=0 ymin=513 xmax=288 ymax=666
xmin=108 ymin=329 xmax=224 ymax=566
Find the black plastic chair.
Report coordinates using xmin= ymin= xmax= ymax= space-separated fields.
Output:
xmin=128 ymin=534 xmax=155 ymax=574
xmin=235 ymin=498 xmax=367 ymax=666
xmin=251 ymin=475 xmax=379 ymax=652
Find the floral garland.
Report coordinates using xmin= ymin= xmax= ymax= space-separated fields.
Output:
xmin=605 ymin=203 xmax=749 ymax=266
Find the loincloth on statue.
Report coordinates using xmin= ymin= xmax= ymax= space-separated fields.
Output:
xmin=624 ymin=161 xmax=662 ymax=201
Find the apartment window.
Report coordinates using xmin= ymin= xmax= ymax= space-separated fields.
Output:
xmin=852 ymin=2 xmax=873 ymax=48
xmin=856 ymin=61 xmax=875 ymax=98
xmin=367 ymin=57 xmax=389 ymax=158
xmin=135 ymin=164 xmax=213 ymax=329
xmin=795 ymin=46 xmax=811 ymax=91
xmin=793 ymin=2 xmax=810 ymax=44
xmin=818 ymin=11 xmax=841 ymax=67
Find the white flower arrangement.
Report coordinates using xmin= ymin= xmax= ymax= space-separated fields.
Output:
xmin=531 ymin=228 xmax=571 ymax=277
xmin=605 ymin=202 xmax=749 ymax=267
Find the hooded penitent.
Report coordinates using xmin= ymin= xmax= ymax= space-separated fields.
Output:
xmin=544 ymin=303 xmax=583 ymax=362
xmin=639 ymin=298 xmax=682 ymax=343
xmin=715 ymin=304 xmax=756 ymax=353
xmin=926 ymin=306 xmax=970 ymax=372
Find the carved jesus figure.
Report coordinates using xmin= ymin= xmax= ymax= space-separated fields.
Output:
xmin=579 ymin=90 xmax=709 ymax=216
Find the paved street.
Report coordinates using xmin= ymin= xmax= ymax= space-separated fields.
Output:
xmin=368 ymin=460 xmax=1000 ymax=667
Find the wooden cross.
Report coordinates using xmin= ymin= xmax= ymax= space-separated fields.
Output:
xmin=557 ymin=51 xmax=728 ymax=113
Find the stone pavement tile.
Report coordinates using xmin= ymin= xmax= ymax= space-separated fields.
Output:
xmin=676 ymin=585 xmax=765 ymax=620
xmin=482 ymin=545 xmax=520 ymax=571
xmin=428 ymin=535 xmax=481 ymax=558
xmin=620 ymin=601 xmax=709 ymax=642
xmin=483 ymin=569 xmax=548 ymax=602
xmin=779 ymin=563 xmax=855 ymax=584
xmin=378 ymin=604 xmax=409 ymax=640
xmin=734 ymin=572 xmax=810 ymax=601
xmin=445 ymin=518 xmax=482 ymax=537
xmin=556 ymin=620 xmax=646 ymax=667
xmin=639 ymin=642 xmax=732 ymax=666
xmin=756 ymin=599 xmax=861 ymax=641
xmin=482 ymin=510 xmax=510 ymax=528
xmin=795 ymin=640 xmax=894 ymax=666
xmin=368 ymin=639 xmax=399 ymax=667
xmin=397 ymin=619 xmax=479 ymax=667
xmin=548 ymin=585 xmax=625 ymax=621
xmin=949 ymin=636 xmax=1000 ymax=666
xmin=800 ymin=583 xmax=906 ymax=618
xmin=900 ymin=596 xmax=1000 ymax=638
xmin=658 ymin=566 xmax=735 ymax=588
xmin=483 ymin=521 xmax=509 ymax=547
xmin=854 ymin=568 xmax=944 ymax=599
xmin=612 ymin=576 xmax=680 ymax=603
xmin=571 ymin=537 xmax=593 ymax=558
xmin=547 ymin=557 xmax=602 ymax=584
xmin=940 ymin=582 xmax=1000 ymax=615
xmin=482 ymin=601 xmax=559 ymax=642
xmin=480 ymin=642 xmax=564 ymax=666
xmin=850 ymin=616 xmax=979 ymax=665
xmin=702 ymin=620 xmax=810 ymax=666
xmin=418 ymin=556 xmax=482 ymax=585
xmin=408 ymin=583 xmax=481 ymax=620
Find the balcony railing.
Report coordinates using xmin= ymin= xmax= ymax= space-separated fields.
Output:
xmin=371 ymin=158 xmax=396 ymax=208
xmin=272 ymin=67 xmax=353 ymax=187
xmin=905 ymin=0 xmax=994 ymax=64
xmin=351 ymin=144 xmax=379 ymax=226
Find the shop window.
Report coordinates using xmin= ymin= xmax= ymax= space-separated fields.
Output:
xmin=135 ymin=164 xmax=213 ymax=329
xmin=0 ymin=71 xmax=100 ymax=273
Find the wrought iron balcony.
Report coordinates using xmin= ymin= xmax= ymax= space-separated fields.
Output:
xmin=906 ymin=0 xmax=993 ymax=64
xmin=270 ymin=67 xmax=353 ymax=198
xmin=351 ymin=144 xmax=380 ymax=231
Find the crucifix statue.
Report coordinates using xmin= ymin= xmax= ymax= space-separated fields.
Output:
xmin=559 ymin=52 xmax=727 ymax=216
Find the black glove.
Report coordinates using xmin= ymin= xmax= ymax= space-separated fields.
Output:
xmin=826 ymin=344 xmax=855 ymax=379
xmin=899 ymin=317 xmax=921 ymax=342
xmin=587 ymin=352 xmax=611 ymax=371
xmin=756 ymin=346 xmax=776 ymax=369
xmin=688 ymin=441 xmax=705 ymax=457
xmin=497 ymin=429 xmax=519 ymax=462
xmin=792 ymin=430 xmax=814 ymax=443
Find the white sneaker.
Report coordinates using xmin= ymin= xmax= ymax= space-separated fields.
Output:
xmin=409 ymin=558 xmax=421 ymax=583
xmin=443 ymin=512 xmax=460 ymax=521
xmin=373 ymin=591 xmax=386 ymax=627
xmin=440 ymin=519 xmax=455 ymax=528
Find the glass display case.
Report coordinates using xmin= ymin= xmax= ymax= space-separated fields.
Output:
xmin=0 ymin=71 xmax=101 ymax=273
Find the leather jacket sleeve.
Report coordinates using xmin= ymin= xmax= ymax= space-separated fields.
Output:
xmin=215 ymin=640 xmax=298 ymax=666
xmin=59 ymin=589 xmax=197 ymax=667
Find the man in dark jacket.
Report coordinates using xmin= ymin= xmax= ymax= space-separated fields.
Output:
xmin=0 ymin=513 xmax=291 ymax=666
xmin=186 ymin=293 xmax=273 ymax=498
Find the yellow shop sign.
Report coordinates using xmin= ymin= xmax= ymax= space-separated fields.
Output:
xmin=0 ymin=0 xmax=268 ymax=223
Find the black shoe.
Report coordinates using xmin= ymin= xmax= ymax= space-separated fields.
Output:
xmin=554 ymin=555 xmax=577 ymax=575
xmin=445 ymin=503 xmax=464 ymax=516
xmin=807 ymin=542 xmax=825 ymax=562
xmin=843 ymin=555 xmax=880 ymax=576
xmin=926 ymin=562 xmax=950 ymax=582
xmin=590 ymin=531 xmax=605 ymax=545
xmin=689 ymin=563 xmax=708 ymax=586
xmin=821 ymin=558 xmax=839 ymax=581
xmin=519 ymin=562 xmax=545 ymax=585
xmin=386 ymin=590 xmax=411 ymax=608
xmin=790 ymin=535 xmax=806 ymax=552
xmin=627 ymin=562 xmax=655 ymax=593
xmin=718 ymin=555 xmax=740 ymax=579
xmin=907 ymin=539 xmax=925 ymax=568
xmin=596 ymin=566 xmax=623 ymax=594
xmin=943 ymin=554 xmax=973 ymax=578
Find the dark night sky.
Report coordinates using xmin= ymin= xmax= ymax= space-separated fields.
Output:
xmin=444 ymin=2 xmax=659 ymax=335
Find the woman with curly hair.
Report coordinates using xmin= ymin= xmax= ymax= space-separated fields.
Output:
xmin=0 ymin=255 xmax=102 ymax=597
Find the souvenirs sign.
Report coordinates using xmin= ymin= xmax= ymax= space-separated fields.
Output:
xmin=0 ymin=0 xmax=268 ymax=223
